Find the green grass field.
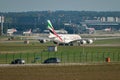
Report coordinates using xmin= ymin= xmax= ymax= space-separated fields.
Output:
xmin=0 ymin=38 xmax=120 ymax=64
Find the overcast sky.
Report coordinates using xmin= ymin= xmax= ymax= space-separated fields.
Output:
xmin=0 ymin=0 xmax=120 ymax=12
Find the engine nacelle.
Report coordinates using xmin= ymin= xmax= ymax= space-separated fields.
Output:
xmin=87 ymin=39 xmax=93 ymax=44
xmin=39 ymin=39 xmax=47 ymax=43
xmin=80 ymin=40 xmax=87 ymax=44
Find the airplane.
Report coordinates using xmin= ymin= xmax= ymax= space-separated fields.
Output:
xmin=85 ymin=26 xmax=95 ymax=34
xmin=83 ymin=24 xmax=95 ymax=34
xmin=103 ymin=28 xmax=111 ymax=32
xmin=23 ymin=29 xmax=32 ymax=35
xmin=7 ymin=28 xmax=17 ymax=36
xmin=47 ymin=20 xmax=93 ymax=45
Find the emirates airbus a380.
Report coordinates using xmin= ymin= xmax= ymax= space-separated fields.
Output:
xmin=47 ymin=20 xmax=93 ymax=45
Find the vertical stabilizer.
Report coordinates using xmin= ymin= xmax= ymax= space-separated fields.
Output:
xmin=47 ymin=20 xmax=63 ymax=41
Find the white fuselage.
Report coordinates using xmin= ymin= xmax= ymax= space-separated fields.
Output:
xmin=23 ymin=30 xmax=31 ymax=34
xmin=53 ymin=34 xmax=81 ymax=44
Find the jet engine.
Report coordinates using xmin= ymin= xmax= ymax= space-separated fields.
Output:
xmin=80 ymin=40 xmax=87 ymax=44
xmin=87 ymin=39 xmax=93 ymax=44
xmin=39 ymin=39 xmax=47 ymax=43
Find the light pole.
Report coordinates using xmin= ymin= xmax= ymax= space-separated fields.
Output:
xmin=0 ymin=16 xmax=4 ymax=36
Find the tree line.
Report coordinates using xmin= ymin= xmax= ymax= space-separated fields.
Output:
xmin=0 ymin=11 xmax=120 ymax=34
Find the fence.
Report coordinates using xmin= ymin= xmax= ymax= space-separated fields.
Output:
xmin=0 ymin=52 xmax=120 ymax=64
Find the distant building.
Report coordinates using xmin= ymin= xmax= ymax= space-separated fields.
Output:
xmin=115 ymin=17 xmax=120 ymax=22
xmin=100 ymin=17 xmax=106 ymax=22
xmin=100 ymin=17 xmax=120 ymax=22
xmin=81 ymin=19 xmax=119 ymax=31
xmin=107 ymin=17 xmax=115 ymax=22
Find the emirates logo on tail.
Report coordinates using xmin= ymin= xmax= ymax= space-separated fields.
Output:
xmin=47 ymin=20 xmax=63 ymax=41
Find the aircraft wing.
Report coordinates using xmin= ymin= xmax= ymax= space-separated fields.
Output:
xmin=68 ymin=37 xmax=120 ymax=45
